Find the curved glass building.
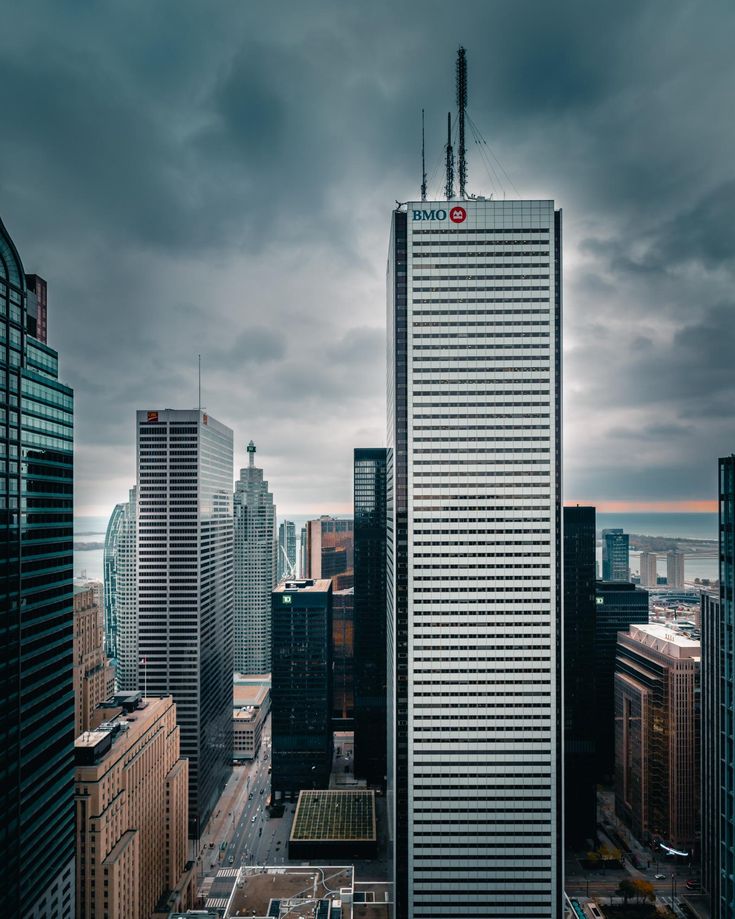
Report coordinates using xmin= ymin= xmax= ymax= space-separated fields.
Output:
xmin=0 ymin=216 xmax=75 ymax=918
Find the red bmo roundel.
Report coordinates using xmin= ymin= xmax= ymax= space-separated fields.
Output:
xmin=449 ymin=205 xmax=467 ymax=223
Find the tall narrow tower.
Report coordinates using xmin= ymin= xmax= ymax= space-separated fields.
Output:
xmin=387 ymin=198 xmax=563 ymax=917
xmin=233 ymin=441 xmax=277 ymax=673
xmin=136 ymin=408 xmax=234 ymax=837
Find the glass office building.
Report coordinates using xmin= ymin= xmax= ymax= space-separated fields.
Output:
xmin=0 ymin=217 xmax=75 ymax=917
xmin=271 ymin=578 xmax=333 ymax=797
xmin=353 ymin=447 xmax=388 ymax=788
xmin=387 ymin=200 xmax=562 ymax=918
xmin=103 ymin=487 xmax=137 ymax=690
xmin=563 ymin=505 xmax=597 ymax=846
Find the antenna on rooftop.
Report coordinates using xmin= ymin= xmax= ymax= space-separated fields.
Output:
xmin=444 ymin=112 xmax=454 ymax=200
xmin=198 ymin=354 xmax=201 ymax=411
xmin=420 ymin=109 xmax=427 ymax=201
xmin=456 ymin=46 xmax=468 ymax=198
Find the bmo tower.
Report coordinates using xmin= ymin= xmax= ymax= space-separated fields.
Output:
xmin=386 ymin=199 xmax=562 ymax=918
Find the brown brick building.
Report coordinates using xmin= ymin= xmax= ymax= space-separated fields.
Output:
xmin=75 ymin=693 xmax=192 ymax=918
xmin=73 ymin=584 xmax=115 ymax=735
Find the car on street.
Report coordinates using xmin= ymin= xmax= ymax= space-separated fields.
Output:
xmin=655 ymin=873 xmax=665 ymax=879
xmin=251 ymin=816 xmax=256 ymax=823
xmin=686 ymin=879 xmax=700 ymax=889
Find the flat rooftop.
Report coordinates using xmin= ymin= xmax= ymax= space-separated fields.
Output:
xmin=291 ymin=791 xmax=376 ymax=844
xmin=628 ymin=622 xmax=701 ymax=659
xmin=274 ymin=578 xmax=331 ymax=594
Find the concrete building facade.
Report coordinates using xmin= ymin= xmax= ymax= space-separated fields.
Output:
xmin=387 ymin=199 xmax=562 ymax=918
xmin=667 ymin=550 xmax=685 ymax=590
xmin=233 ymin=674 xmax=271 ymax=762
xmin=75 ymin=693 xmax=191 ymax=919
xmin=73 ymin=585 xmax=115 ymax=736
xmin=233 ymin=441 xmax=277 ymax=674
xmin=614 ymin=623 xmax=700 ymax=855
xmin=639 ymin=551 xmax=658 ymax=588
xmin=136 ymin=409 xmax=233 ymax=838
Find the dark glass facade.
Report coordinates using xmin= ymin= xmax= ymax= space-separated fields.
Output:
xmin=602 ymin=528 xmax=630 ymax=582
xmin=0 ymin=217 xmax=75 ymax=916
xmin=353 ymin=447 xmax=387 ymax=788
xmin=563 ymin=506 xmax=597 ymax=846
xmin=594 ymin=581 xmax=648 ymax=781
xmin=271 ymin=579 xmax=333 ymax=796
xmin=386 ymin=209 xmax=409 ymax=916
xmin=701 ymin=591 xmax=721 ymax=916
xmin=717 ymin=456 xmax=735 ymax=918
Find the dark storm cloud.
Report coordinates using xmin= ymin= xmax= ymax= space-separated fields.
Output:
xmin=1 ymin=0 xmax=734 ymax=515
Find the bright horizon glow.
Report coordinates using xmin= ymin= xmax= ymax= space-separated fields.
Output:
xmin=564 ymin=499 xmax=718 ymax=513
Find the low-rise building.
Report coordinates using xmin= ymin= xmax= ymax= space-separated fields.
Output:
xmin=233 ymin=674 xmax=271 ymax=761
xmin=75 ymin=693 xmax=192 ymax=919
xmin=73 ymin=584 xmax=115 ymax=735
xmin=614 ymin=622 xmax=700 ymax=856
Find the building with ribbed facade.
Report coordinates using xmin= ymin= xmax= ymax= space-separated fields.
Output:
xmin=233 ymin=441 xmax=276 ymax=673
xmin=75 ymin=693 xmax=191 ymax=919
xmin=0 ymin=216 xmax=75 ymax=918
xmin=602 ymin=528 xmax=630 ymax=581
xmin=701 ymin=590 xmax=721 ymax=915
xmin=667 ymin=549 xmax=685 ymax=590
xmin=73 ymin=584 xmax=115 ymax=735
xmin=563 ymin=505 xmax=597 ymax=847
xmin=614 ymin=623 xmax=700 ymax=855
xmin=387 ymin=199 xmax=562 ymax=918
xmin=136 ymin=409 xmax=233 ymax=838
xmin=278 ymin=519 xmax=296 ymax=581
xmin=639 ymin=551 xmax=658 ymax=588
xmin=105 ymin=488 xmax=138 ymax=690
xmin=353 ymin=448 xmax=388 ymax=788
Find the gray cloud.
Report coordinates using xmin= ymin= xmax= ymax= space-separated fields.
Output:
xmin=1 ymin=0 xmax=733 ymax=515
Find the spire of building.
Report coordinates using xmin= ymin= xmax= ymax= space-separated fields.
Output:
xmin=247 ymin=440 xmax=256 ymax=467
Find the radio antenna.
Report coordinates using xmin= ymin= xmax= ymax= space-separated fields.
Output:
xmin=420 ymin=109 xmax=427 ymax=201
xmin=456 ymin=46 xmax=468 ymax=198
xmin=198 ymin=354 xmax=201 ymax=411
xmin=444 ymin=112 xmax=454 ymax=200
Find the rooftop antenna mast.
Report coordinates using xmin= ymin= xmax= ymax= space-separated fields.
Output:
xmin=444 ymin=112 xmax=454 ymax=200
xmin=456 ymin=46 xmax=468 ymax=198
xmin=197 ymin=354 xmax=201 ymax=411
xmin=420 ymin=108 xmax=427 ymax=201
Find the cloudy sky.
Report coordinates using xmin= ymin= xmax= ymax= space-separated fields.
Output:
xmin=2 ymin=0 xmax=733 ymax=517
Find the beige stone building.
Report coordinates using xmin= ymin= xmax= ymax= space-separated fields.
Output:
xmin=75 ymin=693 xmax=192 ymax=919
xmin=73 ymin=585 xmax=115 ymax=735
xmin=233 ymin=674 xmax=271 ymax=761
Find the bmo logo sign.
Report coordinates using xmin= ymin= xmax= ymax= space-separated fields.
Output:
xmin=412 ymin=205 xmax=467 ymax=223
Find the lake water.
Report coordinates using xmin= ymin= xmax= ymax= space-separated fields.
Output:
xmin=75 ymin=511 xmax=720 ymax=584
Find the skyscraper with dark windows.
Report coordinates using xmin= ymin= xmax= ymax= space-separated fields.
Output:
xmin=278 ymin=519 xmax=297 ymax=581
xmin=233 ymin=441 xmax=276 ymax=673
xmin=0 ymin=217 xmax=75 ymax=918
xmin=271 ymin=578 xmax=333 ymax=797
xmin=563 ymin=505 xmax=597 ymax=847
xmin=353 ymin=448 xmax=388 ymax=788
xmin=708 ymin=455 xmax=735 ymax=919
xmin=387 ymin=199 xmax=562 ymax=918
xmin=136 ymin=409 xmax=233 ymax=838
xmin=594 ymin=581 xmax=649 ymax=781
xmin=701 ymin=590 xmax=722 ymax=916
xmin=602 ymin=528 xmax=630 ymax=582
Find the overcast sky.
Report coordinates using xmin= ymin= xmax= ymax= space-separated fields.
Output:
xmin=2 ymin=0 xmax=733 ymax=517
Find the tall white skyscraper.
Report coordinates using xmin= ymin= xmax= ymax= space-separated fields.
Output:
xmin=233 ymin=441 xmax=277 ymax=673
xmin=387 ymin=199 xmax=562 ymax=917
xmin=136 ymin=409 xmax=234 ymax=837
xmin=103 ymin=486 xmax=138 ymax=690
